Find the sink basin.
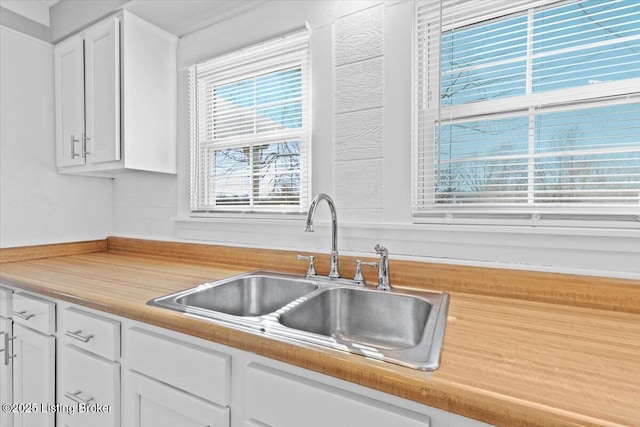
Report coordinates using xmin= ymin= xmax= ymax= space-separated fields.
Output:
xmin=279 ymin=288 xmax=430 ymax=350
xmin=149 ymin=272 xmax=318 ymax=317
xmin=148 ymin=270 xmax=449 ymax=370
xmin=274 ymin=286 xmax=449 ymax=370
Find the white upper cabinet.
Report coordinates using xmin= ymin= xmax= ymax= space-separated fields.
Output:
xmin=83 ymin=17 xmax=121 ymax=166
xmin=54 ymin=11 xmax=177 ymax=176
xmin=54 ymin=36 xmax=85 ymax=167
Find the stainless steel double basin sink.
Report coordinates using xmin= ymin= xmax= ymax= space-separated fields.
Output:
xmin=148 ymin=271 xmax=450 ymax=370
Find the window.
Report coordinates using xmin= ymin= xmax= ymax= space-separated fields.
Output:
xmin=189 ymin=29 xmax=310 ymax=213
xmin=414 ymin=0 xmax=640 ymax=224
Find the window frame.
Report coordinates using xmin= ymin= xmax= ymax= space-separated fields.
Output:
xmin=189 ymin=28 xmax=311 ymax=216
xmin=412 ymin=0 xmax=640 ymax=228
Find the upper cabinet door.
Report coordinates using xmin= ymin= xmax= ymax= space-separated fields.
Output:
xmin=84 ymin=17 xmax=120 ymax=165
xmin=54 ymin=36 xmax=85 ymax=168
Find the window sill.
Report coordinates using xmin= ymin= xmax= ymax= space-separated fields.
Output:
xmin=412 ymin=213 xmax=640 ymax=231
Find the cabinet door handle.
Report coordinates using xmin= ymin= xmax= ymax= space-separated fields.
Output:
xmin=2 ymin=333 xmax=16 ymax=366
xmin=71 ymin=134 xmax=81 ymax=159
xmin=65 ymin=330 xmax=94 ymax=343
xmin=64 ymin=390 xmax=94 ymax=405
xmin=83 ymin=132 xmax=91 ymax=156
xmin=13 ymin=310 xmax=34 ymax=320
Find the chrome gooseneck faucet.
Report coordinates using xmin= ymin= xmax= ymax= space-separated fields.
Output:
xmin=304 ymin=193 xmax=340 ymax=279
xmin=374 ymin=244 xmax=392 ymax=291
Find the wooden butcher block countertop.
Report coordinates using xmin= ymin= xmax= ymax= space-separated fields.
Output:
xmin=0 ymin=237 xmax=639 ymax=427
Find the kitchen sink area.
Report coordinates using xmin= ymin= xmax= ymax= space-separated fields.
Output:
xmin=148 ymin=270 xmax=450 ymax=370
xmin=149 ymin=196 xmax=451 ymax=371
xmin=2 ymin=240 xmax=638 ymax=427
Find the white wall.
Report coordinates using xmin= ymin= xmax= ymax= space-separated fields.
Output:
xmin=0 ymin=1 xmax=51 ymax=27
xmin=0 ymin=4 xmax=49 ymax=41
xmin=109 ymin=1 xmax=639 ymax=278
xmin=0 ymin=26 xmax=113 ymax=247
xmin=113 ymin=170 xmax=176 ymax=239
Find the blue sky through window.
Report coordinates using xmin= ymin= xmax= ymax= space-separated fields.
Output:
xmin=213 ymin=68 xmax=302 ymax=139
xmin=435 ymin=0 xmax=640 ymax=204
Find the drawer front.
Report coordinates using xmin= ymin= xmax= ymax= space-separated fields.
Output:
xmin=13 ymin=292 xmax=55 ymax=335
xmin=58 ymin=345 xmax=120 ymax=427
xmin=0 ymin=286 xmax=12 ymax=318
xmin=62 ymin=307 xmax=120 ymax=361
xmin=125 ymin=327 xmax=230 ymax=406
xmin=246 ymin=363 xmax=430 ymax=427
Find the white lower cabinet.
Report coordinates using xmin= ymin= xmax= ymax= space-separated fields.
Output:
xmin=124 ymin=327 xmax=230 ymax=405
xmin=57 ymin=305 xmax=121 ymax=427
xmin=120 ymin=326 xmax=490 ymax=427
xmin=57 ymin=345 xmax=120 ymax=427
xmin=123 ymin=370 xmax=229 ymax=427
xmin=245 ymin=363 xmax=430 ymax=427
xmin=12 ymin=323 xmax=55 ymax=427
xmin=0 ymin=316 xmax=14 ymax=427
xmin=1 ymin=286 xmax=15 ymax=427
xmin=10 ymin=291 xmax=56 ymax=427
xmin=122 ymin=326 xmax=231 ymax=427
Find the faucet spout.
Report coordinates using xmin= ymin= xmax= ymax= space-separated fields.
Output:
xmin=305 ymin=194 xmax=340 ymax=279
xmin=374 ymin=244 xmax=392 ymax=291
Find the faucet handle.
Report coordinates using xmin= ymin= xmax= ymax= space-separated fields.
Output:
xmin=353 ymin=260 xmax=377 ymax=287
xmin=297 ymin=255 xmax=317 ymax=278
xmin=374 ymin=244 xmax=388 ymax=256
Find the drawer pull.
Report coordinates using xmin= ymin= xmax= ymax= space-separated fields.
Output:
xmin=64 ymin=390 xmax=94 ymax=405
xmin=65 ymin=330 xmax=94 ymax=343
xmin=13 ymin=310 xmax=34 ymax=320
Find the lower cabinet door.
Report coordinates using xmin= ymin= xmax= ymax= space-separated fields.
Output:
xmin=1 ymin=317 xmax=14 ymax=427
xmin=12 ymin=323 xmax=55 ymax=427
xmin=123 ymin=370 xmax=229 ymax=427
xmin=57 ymin=345 xmax=120 ymax=427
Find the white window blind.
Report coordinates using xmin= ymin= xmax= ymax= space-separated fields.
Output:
xmin=189 ymin=28 xmax=311 ymax=213
xmin=414 ymin=0 xmax=640 ymax=224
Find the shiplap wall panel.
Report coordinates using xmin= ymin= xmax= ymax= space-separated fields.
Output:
xmin=335 ymin=159 xmax=384 ymax=209
xmin=335 ymin=5 xmax=384 ymax=66
xmin=334 ymin=57 xmax=384 ymax=114
xmin=335 ymin=108 xmax=384 ymax=162
xmin=334 ymin=5 xmax=385 ymax=221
